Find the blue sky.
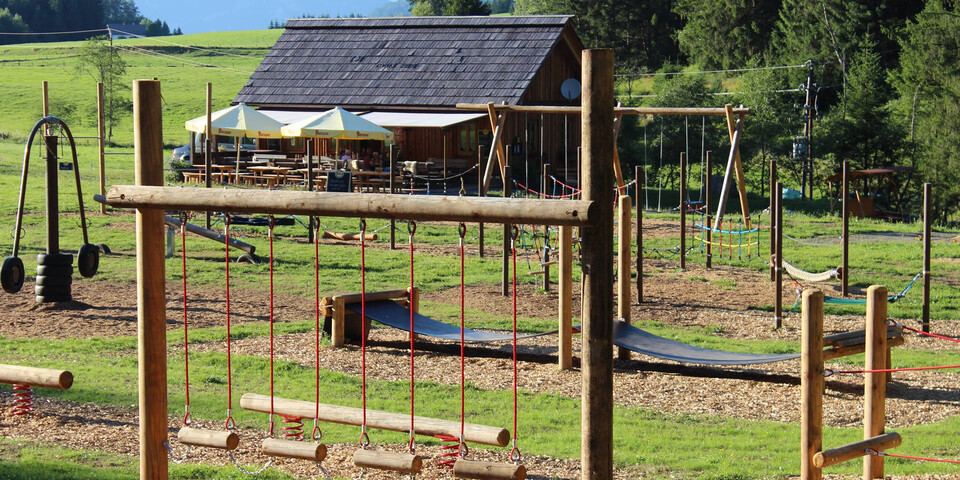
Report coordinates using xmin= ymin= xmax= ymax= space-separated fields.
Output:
xmin=137 ymin=0 xmax=405 ymax=34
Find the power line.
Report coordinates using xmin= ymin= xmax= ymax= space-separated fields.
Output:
xmin=113 ymin=44 xmax=253 ymax=75
xmin=110 ymin=29 xmax=264 ymax=60
xmin=0 ymin=28 xmax=107 ymax=36
xmin=617 ymin=63 xmax=809 ymax=78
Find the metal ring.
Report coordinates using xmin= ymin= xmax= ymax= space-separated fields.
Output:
xmin=359 ymin=218 xmax=367 ymax=233
xmin=268 ymin=215 xmax=276 ymax=229
xmin=408 ymin=436 xmax=416 ymax=454
xmin=822 ymin=369 xmax=834 ymax=378
xmin=312 ymin=424 xmax=323 ymax=442
xmin=182 ymin=410 xmax=192 ymax=426
xmin=458 ymin=223 xmax=467 ymax=239
xmin=511 ymin=225 xmax=519 ymax=240
xmin=225 ymin=415 xmax=235 ymax=430
xmin=510 ymin=446 xmax=522 ymax=463
xmin=358 ymin=430 xmax=370 ymax=448
xmin=407 ymin=221 xmax=417 ymax=235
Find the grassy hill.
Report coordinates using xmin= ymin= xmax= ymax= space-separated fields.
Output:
xmin=0 ymin=30 xmax=280 ymax=149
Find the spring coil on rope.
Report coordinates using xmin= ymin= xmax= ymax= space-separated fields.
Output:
xmin=280 ymin=414 xmax=304 ymax=441
xmin=434 ymin=434 xmax=460 ymax=468
xmin=10 ymin=383 xmax=33 ymax=416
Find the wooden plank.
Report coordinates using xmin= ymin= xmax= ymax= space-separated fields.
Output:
xmin=105 ymin=186 xmax=596 ymax=227
xmin=801 ymin=289 xmax=824 ymax=480
xmin=134 ymin=79 xmax=168 ymax=480
xmin=240 ymin=394 xmax=509 ymax=447
xmin=456 ymin=104 xmax=751 ymax=116
xmin=864 ymin=285 xmax=888 ymax=479
xmin=0 ymin=364 xmax=72 ymax=389
xmin=580 ymin=48 xmax=615 ymax=480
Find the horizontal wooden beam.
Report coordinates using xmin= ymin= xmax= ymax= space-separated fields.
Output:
xmin=0 ymin=364 xmax=73 ymax=390
xmin=322 ymin=231 xmax=378 ymax=241
xmin=353 ymin=449 xmax=422 ymax=474
xmin=177 ymin=427 xmax=239 ymax=450
xmin=456 ymin=104 xmax=751 ymax=116
xmin=240 ymin=393 xmax=510 ymax=447
xmin=824 ymin=335 xmax=903 ymax=361
xmin=813 ymin=432 xmax=901 ymax=469
xmin=105 ymin=186 xmax=594 ymax=227
xmin=262 ymin=438 xmax=326 ymax=461
xmin=823 ymin=327 xmax=901 ymax=348
xmin=454 ymin=459 xmax=526 ymax=480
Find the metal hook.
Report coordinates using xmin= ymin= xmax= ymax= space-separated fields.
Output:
xmin=407 ymin=220 xmax=417 ymax=235
xmin=458 ymin=223 xmax=467 ymax=239
xmin=359 ymin=218 xmax=367 ymax=233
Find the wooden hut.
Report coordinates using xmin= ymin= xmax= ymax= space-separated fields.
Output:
xmin=235 ymin=16 xmax=585 ymax=182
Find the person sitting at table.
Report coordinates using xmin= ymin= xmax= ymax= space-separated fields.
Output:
xmin=340 ymin=149 xmax=353 ymax=161
xmin=369 ymin=151 xmax=383 ymax=170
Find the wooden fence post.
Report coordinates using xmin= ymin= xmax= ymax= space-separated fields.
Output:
xmin=775 ymin=181 xmax=783 ymax=328
xmin=922 ymin=183 xmax=932 ymax=332
xmin=558 ymin=225 xmax=572 ymax=370
xmin=502 ymin=165 xmax=511 ymax=296
xmin=864 ymin=285 xmax=888 ymax=479
xmin=133 ymin=79 xmax=168 ymax=480
xmin=98 ymin=82 xmax=107 ymax=215
xmin=842 ymin=160 xmax=850 ymax=297
xmin=801 ymin=288 xmax=824 ymax=480
xmin=634 ymin=165 xmax=643 ymax=303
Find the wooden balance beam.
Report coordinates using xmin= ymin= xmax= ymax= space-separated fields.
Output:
xmin=0 ymin=364 xmax=73 ymax=390
xmin=177 ymin=427 xmax=239 ymax=450
xmin=322 ymin=230 xmax=378 ymax=241
xmin=454 ymin=459 xmax=526 ymax=480
xmin=354 ymin=449 xmax=421 ymax=474
xmin=262 ymin=438 xmax=326 ymax=461
xmin=240 ymin=393 xmax=509 ymax=447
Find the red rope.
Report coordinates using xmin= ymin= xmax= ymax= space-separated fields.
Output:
xmin=510 ymin=225 xmax=520 ymax=462
xmin=268 ymin=216 xmax=275 ymax=436
xmin=224 ymin=215 xmax=234 ymax=429
xmin=313 ymin=220 xmax=322 ymax=440
xmin=870 ymin=449 xmax=960 ymax=464
xmin=409 ymin=221 xmax=417 ymax=452
xmin=900 ymin=323 xmax=960 ymax=344
xmin=180 ymin=216 xmax=191 ymax=425
xmin=360 ymin=219 xmax=368 ymax=438
xmin=458 ymin=223 xmax=466 ymax=447
xmin=829 ymin=364 xmax=960 ymax=375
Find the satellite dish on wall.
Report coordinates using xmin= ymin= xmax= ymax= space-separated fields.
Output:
xmin=561 ymin=78 xmax=581 ymax=100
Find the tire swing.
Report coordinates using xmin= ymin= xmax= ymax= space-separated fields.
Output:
xmin=169 ymin=213 xmax=240 ymax=463
xmin=2 ymin=116 xmax=103 ymax=300
xmin=352 ymin=220 xmax=424 ymax=477
xmin=452 ymin=224 xmax=526 ymax=480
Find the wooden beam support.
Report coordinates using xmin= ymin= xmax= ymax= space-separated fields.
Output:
xmin=801 ymin=289 xmax=824 ymax=480
xmin=105 ymin=186 xmax=595 ymax=227
xmin=813 ymin=433 xmax=901 ymax=469
xmin=481 ymin=103 xmax=508 ymax=193
xmin=558 ymin=225 xmax=572 ymax=370
xmin=133 ymin=79 xmax=168 ymax=480
xmin=164 ymin=215 xmax=255 ymax=254
xmin=864 ymin=285 xmax=889 ymax=479
xmin=240 ymin=394 xmax=510 ymax=447
xmin=0 ymin=364 xmax=73 ymax=389
xmin=922 ymin=183 xmax=932 ymax=332
xmin=842 ymin=160 xmax=850 ymax=296
xmin=823 ymin=335 xmax=903 ymax=361
xmin=724 ymin=104 xmax=751 ymax=226
xmin=488 ymin=102 xmax=507 ymax=182
xmin=456 ymin=104 xmax=750 ymax=116
xmin=580 ymin=48 xmax=615 ymax=480
xmin=612 ymin=109 xmax=625 ymax=190
xmin=679 ymin=152 xmax=687 ymax=270
xmin=712 ymin=116 xmax=744 ymax=231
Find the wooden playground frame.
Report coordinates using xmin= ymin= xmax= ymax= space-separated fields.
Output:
xmin=110 ymin=50 xmax=616 ymax=480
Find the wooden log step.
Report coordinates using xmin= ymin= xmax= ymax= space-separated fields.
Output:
xmin=454 ymin=459 xmax=526 ymax=479
xmin=177 ymin=427 xmax=239 ymax=450
xmin=240 ymin=394 xmax=509 ymax=447
xmin=0 ymin=364 xmax=73 ymax=389
xmin=527 ymin=270 xmax=546 ymax=276
xmin=322 ymin=231 xmax=379 ymax=241
xmin=539 ymin=260 xmax=558 ymax=267
xmin=353 ymin=448 xmax=421 ymax=474
xmin=261 ymin=438 xmax=326 ymax=461
xmin=814 ymin=432 xmax=901 ymax=469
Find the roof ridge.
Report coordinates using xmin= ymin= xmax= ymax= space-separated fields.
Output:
xmin=285 ymin=15 xmax=573 ymax=29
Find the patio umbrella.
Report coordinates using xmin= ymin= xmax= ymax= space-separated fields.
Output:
xmin=281 ymin=107 xmax=393 ymax=166
xmin=185 ymin=103 xmax=284 ymax=182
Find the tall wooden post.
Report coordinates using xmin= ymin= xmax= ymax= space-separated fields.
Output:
xmin=679 ymin=152 xmax=686 ymax=270
xmin=501 ymin=165 xmax=511 ymax=296
xmin=558 ymin=225 xmax=572 ymax=370
xmin=768 ymin=158 xmax=776 ymax=279
xmin=864 ymin=285 xmax=888 ymax=480
xmin=922 ymin=183 xmax=932 ymax=332
xmin=617 ymin=195 xmax=632 ymax=360
xmin=389 ymin=144 xmax=397 ymax=250
xmin=542 ymin=165 xmax=551 ymax=292
xmin=306 ymin=139 xmax=315 ymax=244
xmin=705 ymin=151 xmax=713 ymax=269
xmin=634 ymin=165 xmax=643 ymax=303
xmin=477 ymin=145 xmax=485 ymax=258
xmin=133 ymin=79 xmax=168 ymax=480
xmin=42 ymin=80 xmax=49 ymax=118
xmin=97 ymin=82 xmax=107 ymax=214
xmin=204 ymin=83 xmax=213 ymax=229
xmin=801 ymin=288 xmax=824 ymax=480
xmin=842 ymin=160 xmax=850 ymax=296
xmin=44 ymin=132 xmax=60 ymax=257
xmin=580 ymin=48 xmax=614 ymax=480
xmin=775 ymin=181 xmax=783 ymax=329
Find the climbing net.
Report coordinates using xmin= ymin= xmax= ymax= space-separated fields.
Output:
xmin=692 ymin=213 xmax=762 ymax=261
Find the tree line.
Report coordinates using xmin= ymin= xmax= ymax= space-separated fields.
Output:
xmin=0 ymin=0 xmax=179 ymax=44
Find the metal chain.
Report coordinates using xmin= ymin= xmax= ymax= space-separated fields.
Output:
xmin=228 ymin=452 xmax=274 ymax=476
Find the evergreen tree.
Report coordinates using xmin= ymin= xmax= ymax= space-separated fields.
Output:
xmin=0 ymin=7 xmax=29 ymax=45
xmin=675 ymin=0 xmax=781 ymax=69
xmin=489 ymin=0 xmax=514 ymax=14
xmin=102 ymin=0 xmax=140 ymax=24
xmin=444 ymin=0 xmax=491 ymax=15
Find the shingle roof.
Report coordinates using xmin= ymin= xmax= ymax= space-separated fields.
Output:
xmin=235 ymin=16 xmax=577 ymax=109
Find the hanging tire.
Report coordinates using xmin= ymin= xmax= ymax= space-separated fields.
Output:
xmin=35 ymin=275 xmax=72 ymax=287
xmin=34 ymin=284 xmax=70 ymax=297
xmin=77 ymin=243 xmax=99 ymax=278
xmin=1 ymin=256 xmax=24 ymax=294
xmin=36 ymin=294 xmax=72 ymax=303
xmin=36 ymin=265 xmax=73 ymax=276
xmin=37 ymin=253 xmax=73 ymax=267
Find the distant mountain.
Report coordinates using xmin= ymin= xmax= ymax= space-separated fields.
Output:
xmin=370 ymin=1 xmax=410 ymax=17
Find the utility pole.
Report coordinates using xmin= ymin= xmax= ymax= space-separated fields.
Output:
xmin=801 ymin=60 xmax=815 ymax=200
